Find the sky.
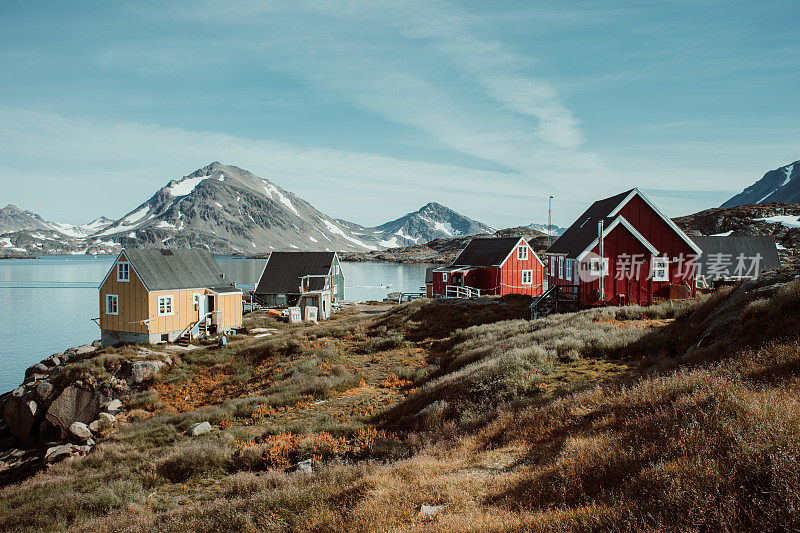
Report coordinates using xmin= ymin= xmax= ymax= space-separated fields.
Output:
xmin=0 ymin=0 xmax=798 ymax=228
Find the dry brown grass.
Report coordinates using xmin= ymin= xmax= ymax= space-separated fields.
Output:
xmin=3 ymin=274 xmax=800 ymax=532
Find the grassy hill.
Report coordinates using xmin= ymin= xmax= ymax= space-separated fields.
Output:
xmin=2 ymin=265 xmax=800 ymax=531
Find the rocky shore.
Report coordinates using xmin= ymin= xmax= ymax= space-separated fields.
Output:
xmin=0 ymin=342 xmax=174 ymax=485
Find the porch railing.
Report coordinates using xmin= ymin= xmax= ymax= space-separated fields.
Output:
xmin=445 ymin=285 xmax=481 ymax=299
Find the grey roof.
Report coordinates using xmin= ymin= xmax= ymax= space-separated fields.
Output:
xmin=546 ymin=189 xmax=634 ymax=259
xmin=451 ymin=237 xmax=522 ymax=267
xmin=255 ymin=252 xmax=335 ymax=295
xmin=690 ymin=236 xmax=781 ymax=279
xmin=122 ymin=248 xmax=232 ymax=291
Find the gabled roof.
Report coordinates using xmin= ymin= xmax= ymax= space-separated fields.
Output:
xmin=690 ymin=236 xmax=781 ymax=278
xmin=102 ymin=249 xmax=233 ymax=292
xmin=547 ymin=188 xmax=702 ymax=259
xmin=255 ymin=251 xmax=337 ymax=295
xmin=451 ymin=237 xmax=528 ymax=267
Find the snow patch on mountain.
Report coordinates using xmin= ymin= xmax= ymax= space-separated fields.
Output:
xmin=263 ymin=181 xmax=299 ymax=216
xmin=169 ymin=175 xmax=208 ymax=196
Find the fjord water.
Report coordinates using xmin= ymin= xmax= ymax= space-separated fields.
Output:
xmin=0 ymin=256 xmax=432 ymax=393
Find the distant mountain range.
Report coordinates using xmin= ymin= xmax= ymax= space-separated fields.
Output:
xmin=0 ymin=163 xmax=500 ymax=256
xmin=722 ymin=160 xmax=800 ymax=207
xmin=527 ymin=223 xmax=567 ymax=236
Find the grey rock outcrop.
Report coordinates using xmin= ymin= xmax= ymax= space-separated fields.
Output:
xmin=185 ymin=421 xmax=212 ymax=437
xmin=45 ymin=385 xmax=100 ymax=436
xmin=68 ymin=422 xmax=92 ymax=442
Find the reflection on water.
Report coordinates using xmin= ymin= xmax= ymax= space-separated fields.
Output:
xmin=0 ymin=255 xmax=434 ymax=392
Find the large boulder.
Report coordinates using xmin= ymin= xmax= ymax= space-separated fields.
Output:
xmin=122 ymin=360 xmax=168 ymax=384
xmin=3 ymin=392 xmax=40 ymax=445
xmin=45 ymin=385 xmax=100 ymax=435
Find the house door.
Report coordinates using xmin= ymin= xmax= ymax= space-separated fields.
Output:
xmin=452 ymin=272 xmax=464 ymax=287
xmin=206 ymin=295 xmax=217 ymax=324
xmin=196 ymin=293 xmax=205 ymax=320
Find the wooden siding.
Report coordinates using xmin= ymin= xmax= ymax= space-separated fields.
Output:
xmin=147 ymin=289 xmax=243 ymax=334
xmin=547 ymin=193 xmax=697 ymax=306
xmin=432 ymin=241 xmax=544 ymax=297
xmin=99 ymin=252 xmax=149 ymax=334
xmin=100 ymin=252 xmax=243 ymax=335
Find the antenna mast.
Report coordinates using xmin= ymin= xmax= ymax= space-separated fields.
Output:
xmin=547 ymin=195 xmax=553 ymax=248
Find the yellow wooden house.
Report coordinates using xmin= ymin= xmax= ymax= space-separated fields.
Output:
xmin=99 ymin=249 xmax=243 ymax=346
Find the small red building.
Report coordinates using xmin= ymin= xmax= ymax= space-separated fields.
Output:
xmin=546 ymin=188 xmax=702 ymax=306
xmin=432 ymin=237 xmax=544 ymax=298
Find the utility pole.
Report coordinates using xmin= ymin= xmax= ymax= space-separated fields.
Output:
xmin=547 ymin=195 xmax=554 ymax=248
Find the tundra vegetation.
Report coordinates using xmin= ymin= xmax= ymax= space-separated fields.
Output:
xmin=1 ymin=267 xmax=800 ymax=532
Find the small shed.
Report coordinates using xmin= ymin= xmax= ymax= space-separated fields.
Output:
xmin=690 ymin=235 xmax=781 ymax=283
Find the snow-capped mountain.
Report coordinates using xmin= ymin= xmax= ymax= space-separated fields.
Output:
xmin=722 ymin=160 xmax=800 ymax=207
xmin=527 ymin=223 xmax=567 ymax=236
xmin=0 ymin=205 xmax=113 ymax=240
xmin=370 ymin=202 xmax=495 ymax=248
xmin=1 ymin=163 xmax=497 ymax=256
xmin=91 ymin=162 xmax=381 ymax=254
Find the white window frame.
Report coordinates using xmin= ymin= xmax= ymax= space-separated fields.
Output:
xmin=116 ymin=262 xmax=130 ymax=282
xmin=442 ymin=272 xmax=448 ymax=283
xmin=558 ymin=257 xmax=564 ymax=279
xmin=652 ymin=257 xmax=669 ymax=282
xmin=106 ymin=294 xmax=118 ymax=315
xmin=193 ymin=293 xmax=201 ymax=311
xmin=590 ymin=257 xmax=609 ymax=276
xmin=550 ymin=256 xmax=556 ymax=276
xmin=158 ymin=295 xmax=175 ymax=316
xmin=565 ymin=259 xmax=572 ymax=281
xmin=517 ymin=246 xmax=528 ymax=261
xmin=521 ymin=270 xmax=533 ymax=285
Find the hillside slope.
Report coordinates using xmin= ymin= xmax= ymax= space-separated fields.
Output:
xmin=2 ymin=264 xmax=799 ymax=530
xmin=723 ymin=159 xmax=800 ymax=207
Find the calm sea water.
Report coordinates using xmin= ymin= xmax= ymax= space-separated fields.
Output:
xmin=0 ymin=255 xmax=432 ymax=393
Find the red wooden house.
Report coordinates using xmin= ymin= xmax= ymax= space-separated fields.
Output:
xmin=546 ymin=188 xmax=702 ymax=306
xmin=432 ymin=237 xmax=544 ymax=298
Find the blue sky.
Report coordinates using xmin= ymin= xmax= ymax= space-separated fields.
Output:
xmin=0 ymin=0 xmax=797 ymax=227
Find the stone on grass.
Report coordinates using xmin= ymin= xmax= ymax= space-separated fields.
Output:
xmin=127 ymin=360 xmax=167 ymax=384
xmin=68 ymin=422 xmax=92 ymax=442
xmin=98 ymin=412 xmax=116 ymax=424
xmin=185 ymin=421 xmax=212 ymax=437
xmin=295 ymin=459 xmax=313 ymax=474
xmin=103 ymin=399 xmax=123 ymax=414
xmin=45 ymin=443 xmax=73 ymax=462
xmin=417 ymin=504 xmax=444 ymax=520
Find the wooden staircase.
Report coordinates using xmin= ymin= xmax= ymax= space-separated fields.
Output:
xmin=530 ymin=284 xmax=580 ymax=319
xmin=175 ymin=317 xmax=211 ymax=347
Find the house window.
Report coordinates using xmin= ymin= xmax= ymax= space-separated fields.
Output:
xmin=517 ymin=246 xmax=528 ymax=261
xmin=550 ymin=256 xmax=556 ymax=276
xmin=652 ymin=257 xmax=669 ymax=282
xmin=590 ymin=257 xmax=609 ymax=276
xmin=158 ymin=295 xmax=174 ymax=316
xmin=193 ymin=293 xmax=200 ymax=311
xmin=521 ymin=270 xmax=533 ymax=285
xmin=106 ymin=294 xmax=118 ymax=315
xmin=116 ymin=262 xmax=130 ymax=282
xmin=566 ymin=259 xmax=573 ymax=281
xmin=442 ymin=273 xmax=448 ymax=283
xmin=558 ymin=257 xmax=564 ymax=279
